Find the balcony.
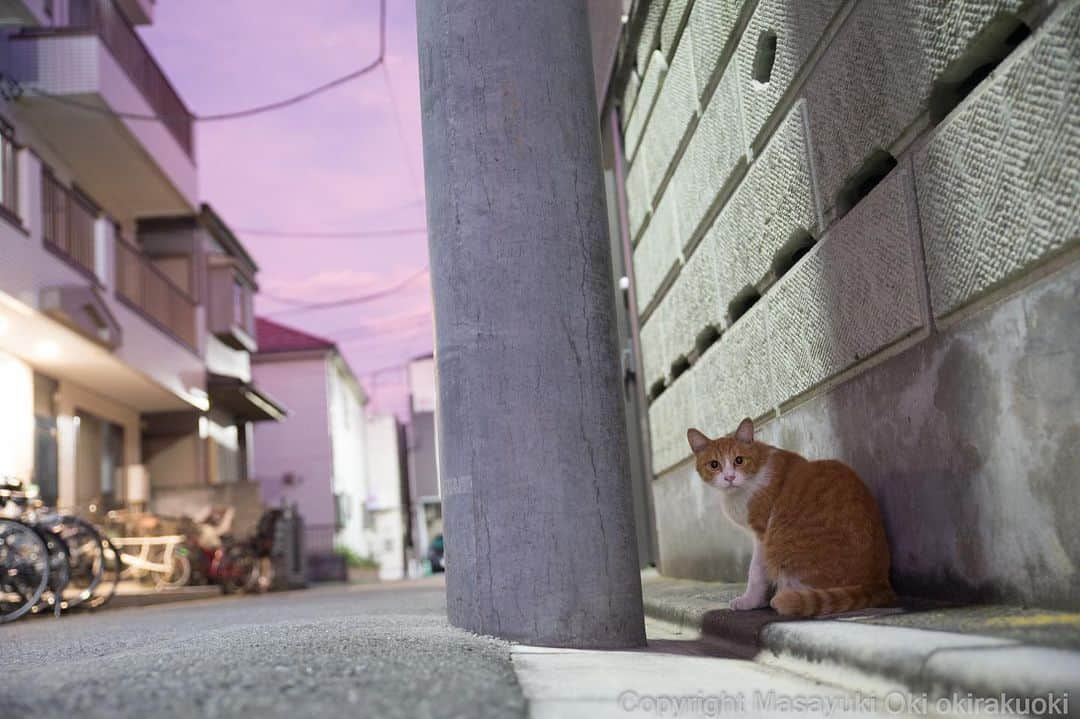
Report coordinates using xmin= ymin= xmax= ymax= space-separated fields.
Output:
xmin=114 ymin=236 xmax=197 ymax=350
xmin=8 ymin=0 xmax=197 ymax=220
xmin=41 ymin=170 xmax=100 ymax=280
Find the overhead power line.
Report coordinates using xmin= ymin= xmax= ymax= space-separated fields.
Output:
xmin=19 ymin=0 xmax=387 ymax=123
xmin=236 ymin=226 xmax=427 ymax=240
xmin=380 ymin=63 xmax=424 ymax=199
xmin=264 ymin=265 xmax=430 ymax=316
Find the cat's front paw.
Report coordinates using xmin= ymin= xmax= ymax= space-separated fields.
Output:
xmin=729 ymin=593 xmax=768 ymax=611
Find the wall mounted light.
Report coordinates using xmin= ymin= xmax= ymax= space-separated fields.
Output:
xmin=35 ymin=341 xmax=61 ymax=361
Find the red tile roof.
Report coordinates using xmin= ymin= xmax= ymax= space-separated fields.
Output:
xmin=255 ymin=317 xmax=337 ymax=354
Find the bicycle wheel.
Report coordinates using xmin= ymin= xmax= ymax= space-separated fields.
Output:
xmin=155 ymin=551 xmax=191 ymax=590
xmin=220 ymin=544 xmax=257 ymax=594
xmin=53 ymin=517 xmax=105 ymax=611
xmin=32 ymin=527 xmax=70 ymax=618
xmin=0 ymin=518 xmax=49 ymax=624
xmin=85 ymin=536 xmax=122 ymax=610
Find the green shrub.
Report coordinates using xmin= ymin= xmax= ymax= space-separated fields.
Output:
xmin=334 ymin=546 xmax=379 ymax=569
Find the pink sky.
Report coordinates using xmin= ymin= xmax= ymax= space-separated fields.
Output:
xmin=140 ymin=0 xmax=430 ymax=419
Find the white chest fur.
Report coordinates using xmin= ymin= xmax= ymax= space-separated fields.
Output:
xmin=720 ymin=488 xmax=754 ymax=531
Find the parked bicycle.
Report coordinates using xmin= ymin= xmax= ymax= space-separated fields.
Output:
xmin=181 ymin=508 xmax=260 ymax=594
xmin=0 ymin=516 xmax=50 ymax=623
xmin=0 ymin=478 xmax=117 ymax=624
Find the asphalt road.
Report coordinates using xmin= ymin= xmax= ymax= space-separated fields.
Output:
xmin=0 ymin=578 xmax=526 ymax=719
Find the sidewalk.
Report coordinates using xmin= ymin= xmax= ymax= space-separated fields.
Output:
xmin=105 ymin=580 xmax=223 ymax=610
xmin=641 ymin=571 xmax=1080 ymax=710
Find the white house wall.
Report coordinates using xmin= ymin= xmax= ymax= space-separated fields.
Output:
xmin=327 ymin=356 xmax=369 ymax=557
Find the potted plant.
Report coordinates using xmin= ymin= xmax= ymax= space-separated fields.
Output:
xmin=335 ymin=546 xmax=380 ymax=584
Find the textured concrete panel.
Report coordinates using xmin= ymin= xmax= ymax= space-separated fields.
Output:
xmin=639 ymin=306 xmax=669 ymax=391
xmin=652 ymin=460 xmax=753 ymax=581
xmin=761 ymin=260 xmax=1080 ymax=608
xmin=664 ymin=231 xmax=724 ymax=367
xmin=713 ymin=103 xmax=819 ymax=310
xmin=626 ymin=143 xmax=652 ymax=244
xmin=620 ymin=68 xmax=641 ymax=130
xmin=803 ymin=0 xmax=1025 ymax=215
xmin=648 ymin=372 xmax=698 ymax=473
xmin=916 ymin=3 xmax=1080 ymax=318
xmin=735 ymin=0 xmax=844 ymax=145
xmin=625 ymin=51 xmax=667 ymax=161
xmin=660 ymin=0 xmax=693 ymax=60
xmin=669 ymin=64 xmax=746 ymax=248
xmin=640 ymin=28 xmax=700 ymax=198
xmin=693 ymin=301 xmax=773 ymax=440
xmin=767 ymin=166 xmax=924 ymax=403
xmin=636 ymin=0 xmax=670 ymax=74
xmin=656 ymin=259 xmax=1080 ymax=604
xmin=633 ymin=186 xmax=682 ymax=313
xmin=688 ymin=0 xmax=747 ymax=98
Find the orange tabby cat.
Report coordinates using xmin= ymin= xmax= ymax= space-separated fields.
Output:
xmin=687 ymin=418 xmax=894 ymax=617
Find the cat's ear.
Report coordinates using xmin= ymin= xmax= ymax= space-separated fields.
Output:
xmin=687 ymin=428 xmax=711 ymax=454
xmin=735 ymin=417 xmax=754 ymax=443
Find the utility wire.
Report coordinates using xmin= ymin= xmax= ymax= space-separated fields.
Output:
xmin=338 ymin=325 xmax=431 ymax=348
xmin=264 ymin=265 xmax=430 ymax=316
xmin=380 ymin=62 xmax=424 ymax=200
xmin=236 ymin=225 xmax=427 ymax=239
xmin=18 ymin=0 xmax=387 ymax=123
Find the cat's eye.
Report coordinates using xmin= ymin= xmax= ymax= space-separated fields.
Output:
xmin=708 ymin=460 xmax=720 ymax=470
xmin=734 ymin=456 xmax=744 ymax=465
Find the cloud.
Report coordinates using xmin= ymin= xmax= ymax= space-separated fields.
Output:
xmin=141 ymin=1 xmax=434 ymax=417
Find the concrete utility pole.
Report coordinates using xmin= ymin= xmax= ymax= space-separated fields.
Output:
xmin=416 ymin=0 xmax=646 ymax=648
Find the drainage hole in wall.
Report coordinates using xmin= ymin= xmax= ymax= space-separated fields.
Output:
xmin=752 ymin=30 xmax=778 ymax=83
xmin=670 ymin=355 xmax=690 ymax=381
xmin=694 ymin=325 xmax=721 ymax=356
xmin=771 ymin=230 xmax=816 ymax=280
xmin=929 ymin=13 xmax=1030 ymax=124
xmin=835 ymin=149 xmax=897 ymax=218
xmin=727 ymin=287 xmax=761 ymax=324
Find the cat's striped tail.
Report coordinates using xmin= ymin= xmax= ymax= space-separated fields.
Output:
xmin=770 ymin=583 xmax=896 ymax=617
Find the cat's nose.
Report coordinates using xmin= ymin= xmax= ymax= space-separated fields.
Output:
xmin=723 ymin=474 xmax=736 ymax=484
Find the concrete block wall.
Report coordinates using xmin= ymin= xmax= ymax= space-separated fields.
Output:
xmin=619 ymin=0 xmax=1080 ymax=607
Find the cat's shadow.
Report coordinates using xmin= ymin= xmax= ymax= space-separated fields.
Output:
xmin=643 ymin=608 xmax=785 ymax=659
xmin=644 ymin=604 xmax=914 ymax=659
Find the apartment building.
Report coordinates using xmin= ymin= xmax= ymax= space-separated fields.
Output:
xmin=0 ymin=0 xmax=283 ymax=531
xmin=252 ymin=318 xmax=371 ymax=576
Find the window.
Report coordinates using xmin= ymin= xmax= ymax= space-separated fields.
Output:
xmin=0 ymin=119 xmax=18 ymax=222
xmin=233 ymin=278 xmax=246 ymax=328
xmin=32 ymin=373 xmax=59 ymax=507
xmin=232 ymin=275 xmax=254 ymax=335
xmin=206 ymin=419 xmax=241 ymax=484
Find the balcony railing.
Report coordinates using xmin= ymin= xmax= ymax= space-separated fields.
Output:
xmin=115 ymin=237 xmax=197 ymax=350
xmin=42 ymin=172 xmax=98 ymax=278
xmin=24 ymin=0 xmax=194 ymax=159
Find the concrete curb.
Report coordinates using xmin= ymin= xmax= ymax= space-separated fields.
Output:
xmin=757 ymin=621 xmax=1080 ymax=706
xmin=641 ymin=573 xmax=1080 ymax=710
